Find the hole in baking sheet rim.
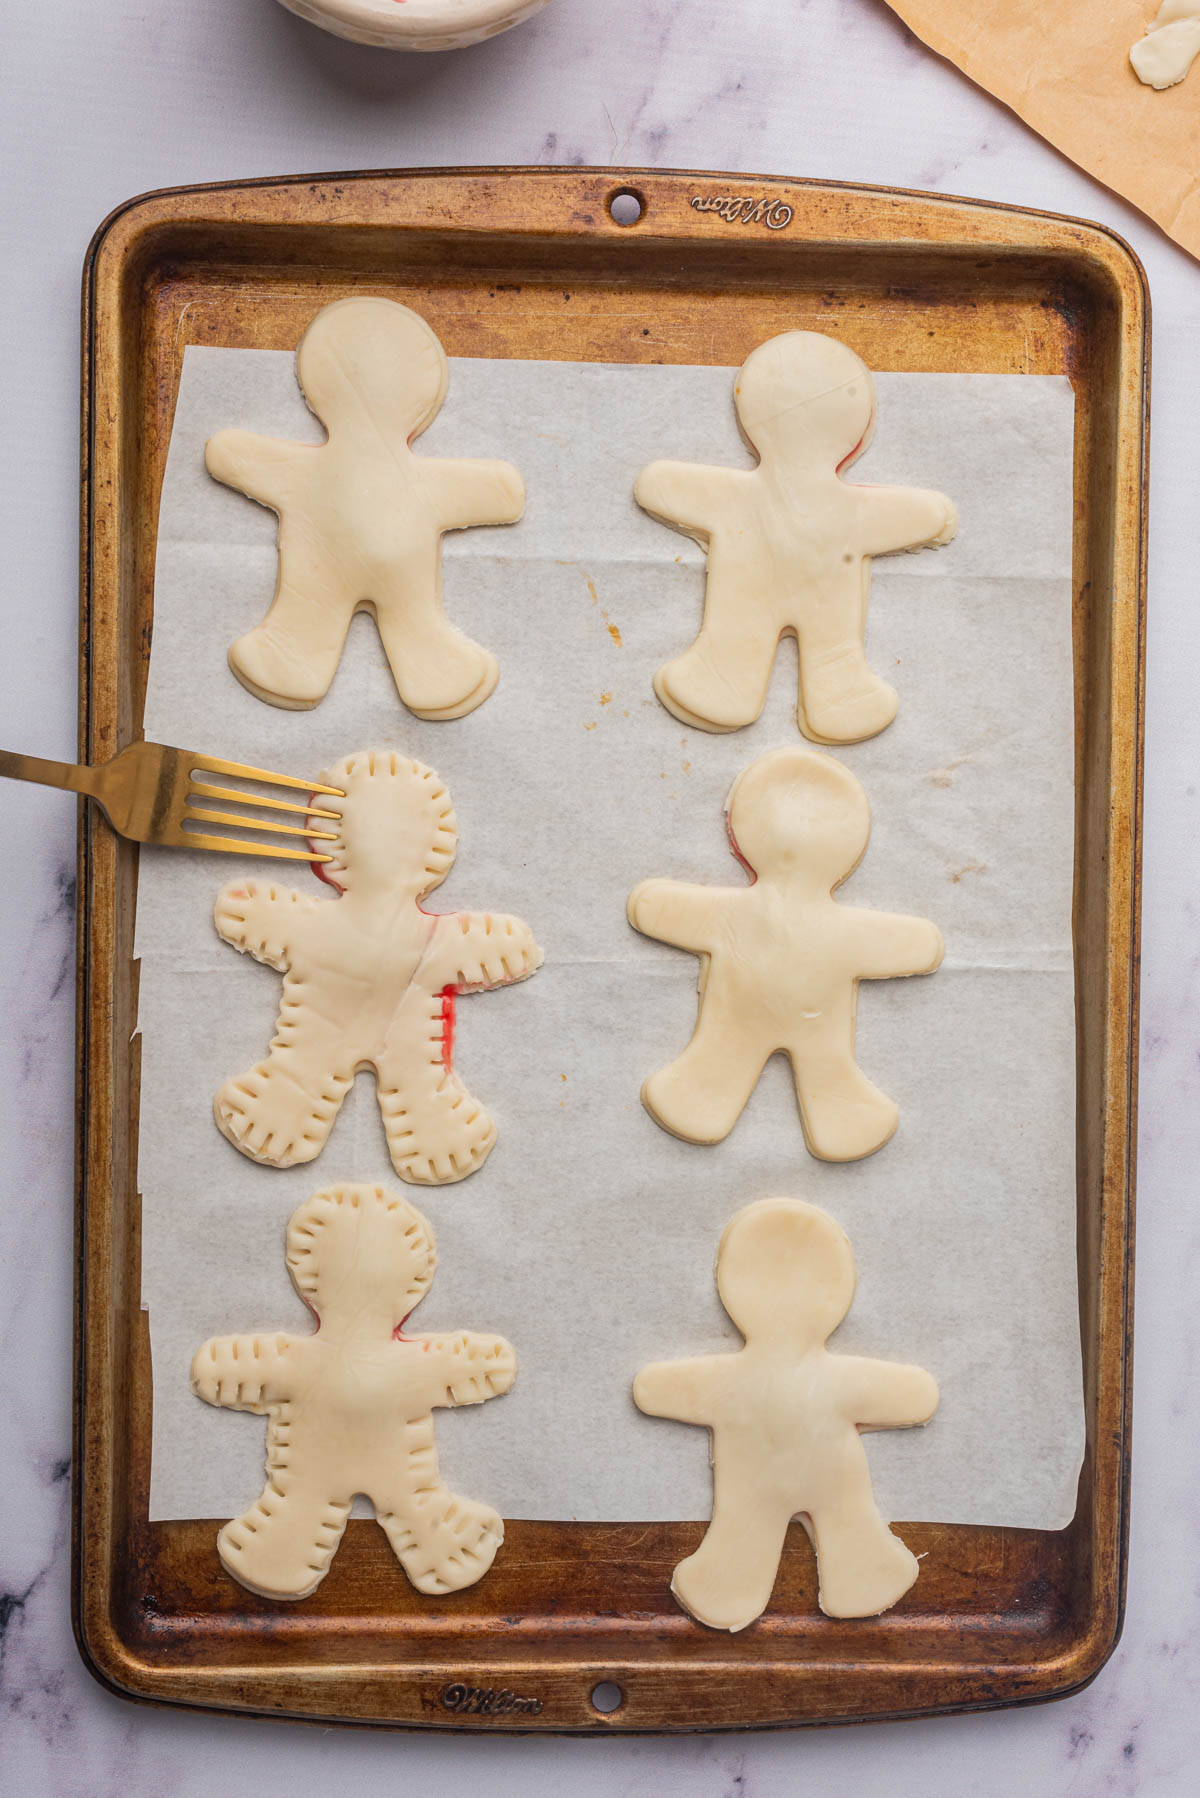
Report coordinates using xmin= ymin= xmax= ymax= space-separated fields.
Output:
xmin=609 ymin=189 xmax=644 ymax=227
xmin=590 ymin=1680 xmax=624 ymax=1714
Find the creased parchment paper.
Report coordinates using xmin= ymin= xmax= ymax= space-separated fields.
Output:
xmin=139 ymin=344 xmax=1082 ymax=1529
xmin=885 ymin=0 xmax=1200 ymax=261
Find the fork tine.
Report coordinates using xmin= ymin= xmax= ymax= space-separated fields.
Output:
xmin=189 ymin=781 xmax=342 ymax=820
xmin=183 ymin=833 xmax=333 ymax=863
xmin=183 ymin=808 xmax=339 ymax=841
xmin=185 ymin=752 xmax=344 ymax=798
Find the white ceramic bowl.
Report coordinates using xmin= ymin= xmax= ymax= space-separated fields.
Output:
xmin=276 ymin=0 xmax=553 ymax=51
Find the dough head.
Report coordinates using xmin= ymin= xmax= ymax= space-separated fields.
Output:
xmin=734 ymin=330 xmax=875 ymax=469
xmin=716 ymin=1197 xmax=856 ymax=1351
xmin=285 ymin=1183 xmax=437 ymax=1336
xmin=318 ymin=750 xmax=458 ymax=901
xmin=295 ymin=295 xmax=450 ymax=441
xmin=725 ymin=746 xmax=870 ymax=888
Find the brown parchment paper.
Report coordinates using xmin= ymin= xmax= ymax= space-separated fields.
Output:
xmin=884 ymin=1 xmax=1200 ymax=259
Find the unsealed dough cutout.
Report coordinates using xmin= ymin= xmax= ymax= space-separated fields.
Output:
xmin=192 ymin=1183 xmax=516 ymax=1600
xmin=635 ymin=330 xmax=956 ymax=742
xmin=634 ymin=1197 xmax=938 ymax=1628
xmin=206 ymin=296 xmax=525 ymax=716
xmin=628 ymin=747 xmax=943 ymax=1161
xmin=213 ymin=749 xmax=542 ymax=1184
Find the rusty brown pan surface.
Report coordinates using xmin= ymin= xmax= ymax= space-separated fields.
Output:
xmin=74 ymin=167 xmax=1145 ymax=1730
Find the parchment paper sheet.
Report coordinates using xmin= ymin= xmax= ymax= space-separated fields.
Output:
xmin=885 ymin=1 xmax=1200 ymax=261
xmin=139 ymin=344 xmax=1083 ymax=1528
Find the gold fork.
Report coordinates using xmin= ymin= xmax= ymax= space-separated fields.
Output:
xmin=0 ymin=742 xmax=344 ymax=863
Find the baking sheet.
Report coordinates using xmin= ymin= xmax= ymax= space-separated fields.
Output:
xmin=139 ymin=343 xmax=1082 ymax=1529
xmin=883 ymin=0 xmax=1200 ymax=264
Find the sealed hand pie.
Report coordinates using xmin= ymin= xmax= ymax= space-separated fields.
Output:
xmin=628 ymin=747 xmax=942 ymax=1161
xmin=192 ymin=1183 xmax=516 ymax=1600
xmin=206 ymin=295 xmax=524 ymax=716
xmin=636 ymin=330 xmax=956 ymax=742
xmin=213 ymin=749 xmax=542 ymax=1184
xmin=635 ymin=1197 xmax=938 ymax=1628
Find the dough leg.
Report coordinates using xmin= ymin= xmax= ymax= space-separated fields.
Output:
xmin=672 ymin=1463 xmax=791 ymax=1631
xmin=372 ymin=557 xmax=498 ymax=721
xmin=375 ymin=1429 xmax=504 ymax=1596
xmin=797 ymin=603 xmax=897 ymax=744
xmin=654 ymin=575 xmax=777 ymax=733
xmin=791 ymin=1047 xmax=898 ymax=1162
xmin=217 ymin=1475 xmax=351 ymax=1601
xmin=215 ymin=1045 xmax=353 ymax=1169
xmin=375 ymin=989 xmax=497 ymax=1185
xmin=229 ymin=549 xmax=355 ymax=711
xmin=806 ymin=1487 xmax=919 ymax=1619
xmin=642 ymin=1012 xmax=767 ymax=1145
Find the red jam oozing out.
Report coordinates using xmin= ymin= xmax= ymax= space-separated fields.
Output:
xmin=309 ymin=788 xmax=345 ymax=891
xmin=392 ymin=1315 xmax=437 ymax=1349
xmin=726 ymin=816 xmax=757 ymax=884
xmin=439 ymin=984 xmax=457 ymax=1070
xmin=836 ymin=402 xmax=876 ymax=476
xmin=311 ymin=854 xmax=342 ymax=890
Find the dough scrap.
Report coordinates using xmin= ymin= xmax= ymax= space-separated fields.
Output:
xmin=628 ymin=747 xmax=943 ymax=1161
xmin=191 ymin=1182 xmax=516 ymax=1601
xmin=213 ymin=748 xmax=542 ymax=1184
xmin=206 ymin=295 xmax=524 ymax=716
xmin=1130 ymin=2 xmax=1200 ymax=88
xmin=635 ymin=330 xmax=956 ymax=743
xmin=635 ymin=1197 xmax=938 ymax=1628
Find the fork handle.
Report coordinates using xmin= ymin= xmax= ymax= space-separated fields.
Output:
xmin=0 ymin=749 xmax=100 ymax=797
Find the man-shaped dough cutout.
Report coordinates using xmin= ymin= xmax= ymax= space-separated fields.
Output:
xmin=635 ymin=330 xmax=956 ymax=742
xmin=192 ymin=1183 xmax=516 ymax=1600
xmin=628 ymin=747 xmax=942 ymax=1160
xmin=206 ymin=296 xmax=524 ymax=716
xmin=214 ymin=749 xmax=541 ymax=1184
xmin=635 ymin=1198 xmax=938 ymax=1627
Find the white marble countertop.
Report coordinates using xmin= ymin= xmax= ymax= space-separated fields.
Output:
xmin=1 ymin=1 xmax=1196 ymax=1791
